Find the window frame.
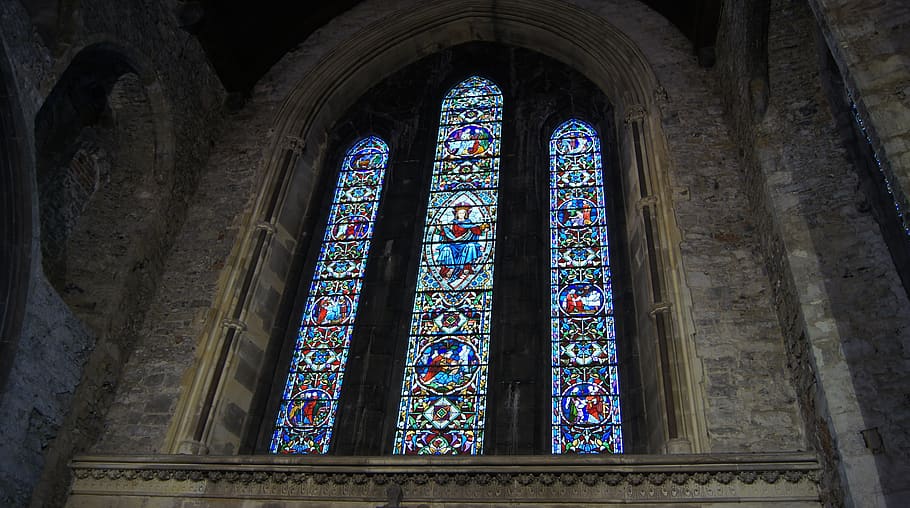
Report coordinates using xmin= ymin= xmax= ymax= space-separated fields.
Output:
xmin=253 ymin=50 xmax=643 ymax=455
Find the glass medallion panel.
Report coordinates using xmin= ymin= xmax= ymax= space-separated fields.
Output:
xmin=270 ymin=136 xmax=390 ymax=454
xmin=549 ymin=119 xmax=623 ymax=454
xmin=394 ymin=76 xmax=503 ymax=454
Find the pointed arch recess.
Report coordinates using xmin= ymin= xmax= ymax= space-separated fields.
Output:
xmin=393 ymin=76 xmax=502 ymax=455
xmin=271 ymin=136 xmax=390 ymax=454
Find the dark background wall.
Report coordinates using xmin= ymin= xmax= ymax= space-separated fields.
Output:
xmin=0 ymin=0 xmax=225 ymax=505
xmin=716 ymin=0 xmax=910 ymax=504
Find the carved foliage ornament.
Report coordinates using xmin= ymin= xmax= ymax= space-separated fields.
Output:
xmin=624 ymin=104 xmax=647 ymax=125
xmin=72 ymin=466 xmax=818 ymax=487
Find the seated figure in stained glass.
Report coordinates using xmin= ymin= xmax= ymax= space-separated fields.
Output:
xmin=416 ymin=337 xmax=478 ymax=393
xmin=434 ymin=203 xmax=488 ymax=281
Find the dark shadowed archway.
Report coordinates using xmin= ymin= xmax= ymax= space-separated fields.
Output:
xmin=0 ymin=24 xmax=33 ymax=397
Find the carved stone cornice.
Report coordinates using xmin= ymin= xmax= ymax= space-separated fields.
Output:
xmin=72 ymin=465 xmax=816 ymax=487
xmin=68 ymin=453 xmax=821 ymax=506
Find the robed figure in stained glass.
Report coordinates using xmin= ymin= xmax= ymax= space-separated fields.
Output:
xmin=415 ymin=337 xmax=478 ymax=393
xmin=270 ymin=136 xmax=390 ymax=455
xmin=434 ymin=203 xmax=488 ymax=282
xmin=395 ymin=76 xmax=502 ymax=455
xmin=549 ymin=119 xmax=623 ymax=454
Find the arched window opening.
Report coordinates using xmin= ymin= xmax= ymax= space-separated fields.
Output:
xmin=34 ymin=48 xmax=163 ymax=329
xmin=393 ymin=76 xmax=503 ymax=455
xmin=254 ymin=43 xmax=642 ymax=457
xmin=271 ymin=136 xmax=390 ymax=454
xmin=549 ymin=119 xmax=623 ymax=454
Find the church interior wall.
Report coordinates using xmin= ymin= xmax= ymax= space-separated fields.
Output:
xmin=150 ymin=0 xmax=805 ymax=464
xmin=716 ymin=0 xmax=910 ymax=505
xmin=0 ymin=0 xmax=226 ymax=505
xmin=0 ymin=1 xmax=34 ymax=433
xmin=808 ymin=0 xmax=910 ymax=225
xmin=157 ymin=0 xmax=799 ymax=460
xmin=0 ymin=0 xmax=906 ymax=506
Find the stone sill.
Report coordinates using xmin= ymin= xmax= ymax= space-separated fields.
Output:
xmin=69 ymin=452 xmax=821 ymax=506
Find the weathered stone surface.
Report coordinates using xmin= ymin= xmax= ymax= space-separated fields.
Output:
xmin=0 ymin=273 xmax=92 ymax=507
xmin=0 ymin=0 xmax=906 ymax=507
xmin=0 ymin=0 xmax=225 ymax=505
xmin=717 ymin=0 xmax=910 ymax=505
xmin=66 ymin=453 xmax=822 ymax=507
xmin=94 ymin=99 xmax=264 ymax=455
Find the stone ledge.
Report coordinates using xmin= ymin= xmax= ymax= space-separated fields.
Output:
xmin=68 ymin=453 xmax=821 ymax=506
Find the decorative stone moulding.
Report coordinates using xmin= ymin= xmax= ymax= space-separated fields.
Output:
xmin=166 ymin=0 xmax=708 ymax=460
xmin=68 ymin=453 xmax=821 ymax=506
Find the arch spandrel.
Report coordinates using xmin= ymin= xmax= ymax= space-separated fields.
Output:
xmin=168 ymin=0 xmax=706 ymax=458
xmin=274 ymin=0 xmax=661 ymax=137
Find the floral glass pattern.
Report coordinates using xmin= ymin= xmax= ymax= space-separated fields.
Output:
xmin=549 ymin=119 xmax=623 ymax=454
xmin=271 ymin=136 xmax=390 ymax=454
xmin=393 ymin=76 xmax=503 ymax=454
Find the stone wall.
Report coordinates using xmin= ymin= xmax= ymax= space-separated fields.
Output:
xmin=0 ymin=0 xmax=225 ymax=505
xmin=0 ymin=6 xmax=32 ymax=403
xmin=93 ymin=0 xmax=804 ymax=463
xmin=0 ymin=273 xmax=92 ymax=506
xmin=1 ymin=0 xmax=906 ymax=506
xmin=95 ymin=93 xmax=263 ymax=454
xmin=809 ymin=0 xmax=910 ymax=241
xmin=716 ymin=0 xmax=910 ymax=505
xmin=651 ymin=31 xmax=804 ymax=454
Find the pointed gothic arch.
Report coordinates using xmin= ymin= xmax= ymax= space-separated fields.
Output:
xmin=549 ymin=118 xmax=624 ymax=454
xmin=168 ymin=0 xmax=706 ymax=458
xmin=0 ymin=33 xmax=33 ymax=395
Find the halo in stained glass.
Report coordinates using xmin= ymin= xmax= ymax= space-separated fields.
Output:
xmin=549 ymin=119 xmax=623 ymax=454
xmin=394 ymin=76 xmax=503 ymax=455
xmin=270 ymin=136 xmax=390 ymax=454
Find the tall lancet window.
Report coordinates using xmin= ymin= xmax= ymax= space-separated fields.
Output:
xmin=393 ymin=76 xmax=503 ymax=455
xmin=549 ymin=119 xmax=623 ymax=454
xmin=271 ymin=136 xmax=390 ymax=454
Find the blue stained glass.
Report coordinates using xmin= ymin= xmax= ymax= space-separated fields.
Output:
xmin=270 ymin=136 xmax=389 ymax=454
xmin=549 ymin=119 xmax=623 ymax=454
xmin=394 ymin=76 xmax=503 ymax=455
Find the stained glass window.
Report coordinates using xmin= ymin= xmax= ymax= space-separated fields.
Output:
xmin=270 ymin=136 xmax=390 ymax=454
xmin=393 ymin=76 xmax=502 ymax=454
xmin=549 ymin=119 xmax=623 ymax=454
